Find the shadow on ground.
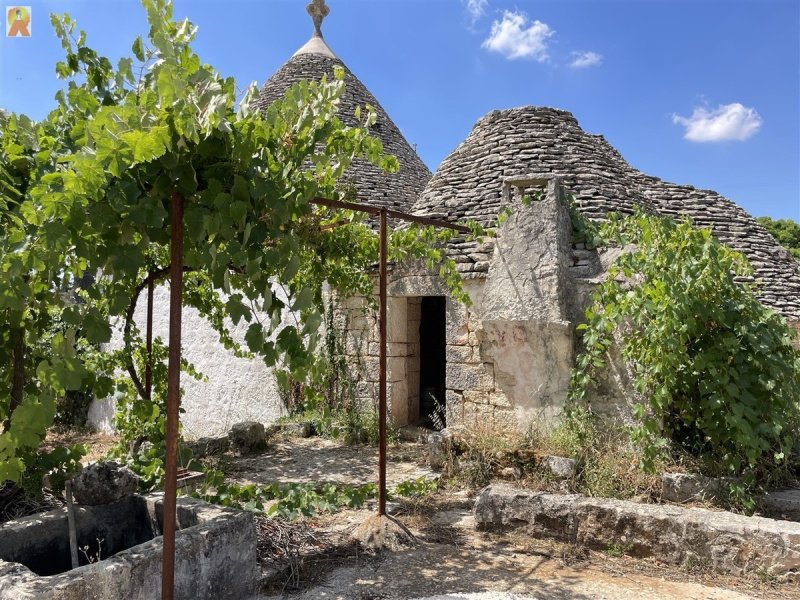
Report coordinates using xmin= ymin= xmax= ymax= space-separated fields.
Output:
xmin=224 ymin=438 xmax=432 ymax=487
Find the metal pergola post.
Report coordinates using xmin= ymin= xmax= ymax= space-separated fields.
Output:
xmin=378 ymin=209 xmax=388 ymax=515
xmin=162 ymin=190 xmax=185 ymax=600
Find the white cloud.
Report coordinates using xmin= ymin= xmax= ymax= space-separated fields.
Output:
xmin=672 ymin=103 xmax=762 ymax=142
xmin=481 ymin=10 xmax=554 ymax=61
xmin=463 ymin=0 xmax=488 ymax=23
xmin=569 ymin=51 xmax=603 ymax=69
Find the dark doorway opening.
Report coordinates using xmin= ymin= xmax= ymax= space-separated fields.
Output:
xmin=419 ymin=296 xmax=446 ymax=428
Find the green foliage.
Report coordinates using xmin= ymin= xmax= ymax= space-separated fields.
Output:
xmin=605 ymin=541 xmax=634 ymax=558
xmin=18 ymin=443 xmax=87 ymax=498
xmin=0 ymin=0 xmax=478 ymax=487
xmin=391 ymin=475 xmax=440 ymax=498
xmin=756 ymin=216 xmax=800 ymax=260
xmin=194 ymin=470 xmax=437 ymax=520
xmin=523 ymin=409 xmax=661 ymax=500
xmin=571 ymin=211 xmax=800 ymax=487
xmin=568 ymin=198 xmax=603 ymax=248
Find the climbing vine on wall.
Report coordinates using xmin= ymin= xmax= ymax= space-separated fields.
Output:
xmin=570 ymin=211 xmax=800 ymax=487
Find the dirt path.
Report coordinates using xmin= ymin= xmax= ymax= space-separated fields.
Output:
xmin=224 ymin=437 xmax=435 ymax=487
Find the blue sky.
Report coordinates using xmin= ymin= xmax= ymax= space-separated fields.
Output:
xmin=1 ymin=0 xmax=798 ymax=219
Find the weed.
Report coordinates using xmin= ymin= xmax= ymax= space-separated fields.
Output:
xmin=605 ymin=541 xmax=633 ymax=558
xmin=391 ymin=476 xmax=440 ymax=499
xmin=755 ymin=567 xmax=778 ymax=586
xmin=195 ymin=470 xmax=437 ymax=520
xmin=526 ymin=411 xmax=662 ymax=500
xmin=80 ymin=537 xmax=104 ymax=564
xmin=447 ymin=421 xmax=523 ymax=488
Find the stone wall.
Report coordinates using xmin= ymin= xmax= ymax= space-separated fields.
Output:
xmin=335 ymin=177 xmax=594 ymax=433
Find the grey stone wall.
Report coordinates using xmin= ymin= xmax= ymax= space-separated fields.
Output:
xmin=336 ymin=179 xmax=584 ymax=432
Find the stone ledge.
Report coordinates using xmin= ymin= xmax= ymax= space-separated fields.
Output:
xmin=474 ymin=485 xmax=800 ymax=576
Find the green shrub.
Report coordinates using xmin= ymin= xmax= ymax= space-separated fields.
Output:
xmin=571 ymin=211 xmax=800 ymax=492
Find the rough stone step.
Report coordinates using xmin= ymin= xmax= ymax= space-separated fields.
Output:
xmin=473 ymin=484 xmax=800 ymax=576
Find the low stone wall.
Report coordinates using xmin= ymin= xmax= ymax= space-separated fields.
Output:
xmin=474 ymin=485 xmax=800 ymax=576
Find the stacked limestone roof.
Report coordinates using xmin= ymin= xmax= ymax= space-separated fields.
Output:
xmin=413 ymin=106 xmax=800 ymax=321
xmin=256 ymin=6 xmax=430 ymax=214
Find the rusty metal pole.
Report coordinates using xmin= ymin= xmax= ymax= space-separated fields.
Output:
xmin=161 ymin=191 xmax=184 ymax=600
xmin=145 ymin=275 xmax=154 ymax=401
xmin=378 ymin=209 xmax=388 ymax=517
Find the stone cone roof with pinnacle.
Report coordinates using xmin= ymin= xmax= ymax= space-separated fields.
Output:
xmin=256 ymin=1 xmax=430 ymax=213
xmin=413 ymin=106 xmax=800 ymax=320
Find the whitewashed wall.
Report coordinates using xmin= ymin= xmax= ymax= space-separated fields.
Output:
xmin=87 ymin=285 xmax=286 ymax=439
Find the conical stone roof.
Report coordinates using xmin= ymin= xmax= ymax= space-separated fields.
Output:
xmin=414 ymin=106 xmax=800 ymax=320
xmin=256 ymin=7 xmax=430 ymax=213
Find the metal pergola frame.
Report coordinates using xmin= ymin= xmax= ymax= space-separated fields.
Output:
xmin=154 ymin=194 xmax=469 ymax=599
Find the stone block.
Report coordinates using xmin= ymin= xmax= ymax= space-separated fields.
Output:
xmin=389 ymin=380 xmax=409 ymax=422
xmin=445 ymin=390 xmax=464 ymax=425
xmin=488 ymin=392 xmax=511 ymax=407
xmin=541 ymin=455 xmax=577 ymax=479
xmin=462 ymin=402 xmax=494 ymax=425
xmin=387 ymin=297 xmax=408 ymax=343
xmin=759 ymin=488 xmax=800 ymax=522
xmin=186 ymin=435 xmax=230 ymax=459
xmin=427 ymin=430 xmax=453 ymax=470
xmin=356 ymin=381 xmax=374 ymax=398
xmin=229 ymin=421 xmax=267 ymax=454
xmin=445 ymin=320 xmax=469 ymax=346
xmin=463 ymin=390 xmax=490 ymax=405
xmin=363 ymin=357 xmax=379 ymax=381
xmin=283 ymin=422 xmax=313 ymax=438
xmin=446 ymin=344 xmax=474 ymax=364
xmin=661 ymin=472 xmax=732 ymax=503
xmin=72 ymin=461 xmax=140 ymax=506
xmin=387 ymin=342 xmax=408 ymax=358
xmin=492 ymin=407 xmax=519 ymax=432
xmin=346 ymin=334 xmax=369 ymax=356
xmin=446 ymin=363 xmax=494 ymax=392
xmin=0 ymin=494 xmax=258 ymax=599
xmin=387 ymin=357 xmax=407 ymax=382
xmin=474 ymin=485 xmax=800 ymax=576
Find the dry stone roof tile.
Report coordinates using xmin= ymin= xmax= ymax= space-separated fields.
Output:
xmin=257 ymin=52 xmax=431 ymax=214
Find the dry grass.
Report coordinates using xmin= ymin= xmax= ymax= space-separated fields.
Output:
xmin=42 ymin=427 xmax=118 ymax=463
